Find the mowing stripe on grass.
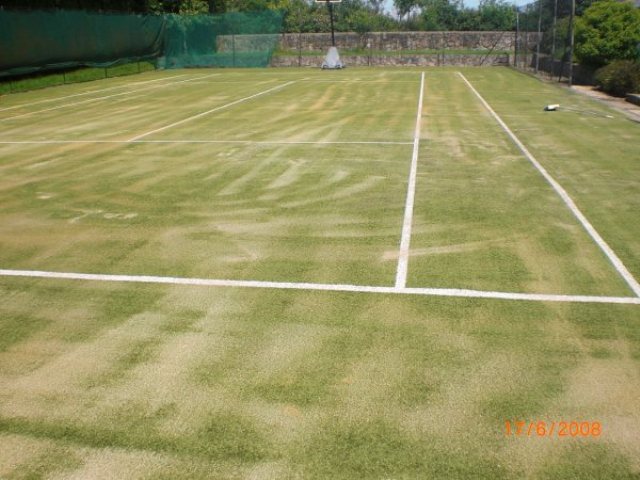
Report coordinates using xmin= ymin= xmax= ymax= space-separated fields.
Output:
xmin=0 ymin=140 xmax=412 ymax=146
xmin=0 ymin=73 xmax=220 ymax=122
xmin=0 ymin=74 xmax=189 ymax=113
xmin=1 ymin=268 xmax=639 ymax=305
xmin=127 ymin=81 xmax=297 ymax=142
xmin=458 ymin=72 xmax=640 ymax=298
xmin=395 ymin=72 xmax=425 ymax=289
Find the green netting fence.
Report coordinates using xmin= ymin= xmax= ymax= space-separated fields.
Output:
xmin=0 ymin=9 xmax=284 ymax=79
xmin=162 ymin=11 xmax=284 ymax=69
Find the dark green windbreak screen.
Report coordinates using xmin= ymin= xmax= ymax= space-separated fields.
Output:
xmin=0 ymin=10 xmax=283 ymax=78
xmin=0 ymin=10 xmax=165 ymax=78
xmin=162 ymin=11 xmax=284 ymax=68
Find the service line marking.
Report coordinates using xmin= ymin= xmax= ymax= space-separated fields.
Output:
xmin=0 ymin=140 xmax=412 ymax=146
xmin=0 ymin=73 xmax=220 ymax=122
xmin=458 ymin=72 xmax=640 ymax=297
xmin=127 ymin=81 xmax=297 ymax=142
xmin=1 ymin=268 xmax=639 ymax=305
xmin=0 ymin=74 xmax=190 ymax=113
xmin=395 ymin=71 xmax=425 ymax=289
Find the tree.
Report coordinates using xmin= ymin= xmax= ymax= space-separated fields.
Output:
xmin=418 ymin=0 xmax=460 ymax=30
xmin=394 ymin=0 xmax=420 ymax=20
xmin=179 ymin=0 xmax=209 ymax=13
xmin=575 ymin=0 xmax=640 ymax=68
xmin=477 ymin=0 xmax=514 ymax=31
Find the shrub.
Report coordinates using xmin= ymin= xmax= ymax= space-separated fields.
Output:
xmin=575 ymin=0 xmax=640 ymax=69
xmin=595 ymin=60 xmax=640 ymax=97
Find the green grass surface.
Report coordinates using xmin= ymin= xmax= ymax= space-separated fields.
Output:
xmin=0 ymin=61 xmax=156 ymax=95
xmin=0 ymin=67 xmax=639 ymax=479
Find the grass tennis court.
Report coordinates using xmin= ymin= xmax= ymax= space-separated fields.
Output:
xmin=1 ymin=67 xmax=639 ymax=479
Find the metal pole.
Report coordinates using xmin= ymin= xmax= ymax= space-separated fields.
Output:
xmin=567 ymin=0 xmax=575 ymax=86
xmin=328 ymin=2 xmax=336 ymax=47
xmin=515 ymin=8 xmax=519 ymax=68
xmin=551 ymin=0 xmax=558 ymax=59
xmin=232 ymin=34 xmax=236 ymax=67
xmin=536 ymin=0 xmax=542 ymax=74
xmin=524 ymin=15 xmax=529 ymax=70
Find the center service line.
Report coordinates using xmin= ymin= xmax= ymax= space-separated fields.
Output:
xmin=128 ymin=81 xmax=297 ymax=142
xmin=458 ymin=72 xmax=640 ymax=297
xmin=395 ymin=71 xmax=425 ymax=289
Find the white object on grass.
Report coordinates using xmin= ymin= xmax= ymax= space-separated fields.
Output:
xmin=322 ymin=47 xmax=344 ymax=69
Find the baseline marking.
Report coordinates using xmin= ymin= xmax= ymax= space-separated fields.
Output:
xmin=458 ymin=72 xmax=640 ymax=297
xmin=1 ymin=268 xmax=639 ymax=305
xmin=128 ymin=81 xmax=297 ymax=142
xmin=0 ymin=74 xmax=189 ymax=113
xmin=395 ymin=71 xmax=425 ymax=289
xmin=0 ymin=73 xmax=220 ymax=122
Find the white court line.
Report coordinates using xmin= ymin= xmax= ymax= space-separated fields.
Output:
xmin=1 ymin=268 xmax=639 ymax=305
xmin=0 ymin=74 xmax=189 ymax=113
xmin=458 ymin=72 xmax=640 ymax=298
xmin=0 ymin=139 xmax=412 ymax=146
xmin=395 ymin=72 xmax=425 ymax=289
xmin=0 ymin=73 xmax=220 ymax=122
xmin=127 ymin=81 xmax=297 ymax=142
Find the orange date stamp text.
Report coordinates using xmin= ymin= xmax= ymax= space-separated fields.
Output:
xmin=505 ymin=420 xmax=602 ymax=438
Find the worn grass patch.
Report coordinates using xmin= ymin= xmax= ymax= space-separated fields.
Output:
xmin=0 ymin=67 xmax=638 ymax=478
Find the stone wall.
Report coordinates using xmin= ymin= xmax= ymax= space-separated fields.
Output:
xmin=271 ymin=53 xmax=511 ymax=67
xmin=217 ymin=31 xmax=542 ymax=54
xmin=213 ymin=30 xmax=542 ymax=68
xmin=278 ymin=31 xmax=518 ymax=52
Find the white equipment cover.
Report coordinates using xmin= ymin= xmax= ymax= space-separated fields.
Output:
xmin=322 ymin=47 xmax=344 ymax=69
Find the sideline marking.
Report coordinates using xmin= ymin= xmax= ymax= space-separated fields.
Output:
xmin=0 ymin=73 xmax=220 ymax=122
xmin=0 ymin=74 xmax=189 ymax=113
xmin=458 ymin=72 xmax=640 ymax=297
xmin=128 ymin=81 xmax=297 ymax=142
xmin=395 ymin=72 xmax=425 ymax=289
xmin=0 ymin=140 xmax=412 ymax=146
xmin=1 ymin=268 xmax=639 ymax=305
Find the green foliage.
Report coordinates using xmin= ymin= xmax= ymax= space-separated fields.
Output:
xmin=392 ymin=0 xmax=515 ymax=31
xmin=419 ymin=0 xmax=461 ymax=30
xmin=280 ymin=0 xmax=329 ymax=32
xmin=394 ymin=0 xmax=420 ymax=19
xmin=477 ymin=0 xmax=515 ymax=31
xmin=595 ymin=60 xmax=640 ymax=96
xmin=349 ymin=9 xmax=377 ymax=35
xmin=575 ymin=0 xmax=640 ymax=68
xmin=0 ymin=0 xmax=525 ymax=33
xmin=178 ymin=0 xmax=210 ymax=14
